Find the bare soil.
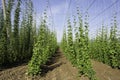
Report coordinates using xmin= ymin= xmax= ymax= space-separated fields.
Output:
xmin=0 ymin=49 xmax=120 ymax=80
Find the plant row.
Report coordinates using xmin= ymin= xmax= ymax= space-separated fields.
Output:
xmin=89 ymin=15 xmax=120 ymax=68
xmin=0 ymin=0 xmax=36 ymax=67
xmin=27 ymin=12 xmax=58 ymax=75
xmin=61 ymin=12 xmax=97 ymax=80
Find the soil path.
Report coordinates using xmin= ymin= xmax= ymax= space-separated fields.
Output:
xmin=0 ymin=49 xmax=120 ymax=80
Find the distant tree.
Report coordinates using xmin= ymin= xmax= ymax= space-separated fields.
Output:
xmin=0 ymin=7 xmax=4 ymax=38
xmin=12 ymin=0 xmax=21 ymax=62
xmin=0 ymin=0 xmax=7 ymax=66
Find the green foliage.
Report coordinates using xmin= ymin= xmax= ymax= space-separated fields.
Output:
xmin=0 ymin=5 xmax=8 ymax=66
xmin=6 ymin=0 xmax=14 ymax=37
xmin=28 ymin=16 xmax=57 ymax=75
xmin=0 ymin=25 xmax=7 ymax=66
xmin=61 ymin=28 xmax=67 ymax=55
xmin=109 ymin=15 xmax=119 ymax=68
xmin=12 ymin=0 xmax=21 ymax=62
xmin=61 ymin=12 xmax=96 ymax=80
xmin=76 ymin=14 xmax=96 ymax=80
xmin=0 ymin=8 xmax=4 ymax=38
xmin=89 ymin=14 xmax=120 ymax=69
xmin=0 ymin=0 xmax=57 ymax=73
xmin=66 ymin=18 xmax=76 ymax=65
xmin=0 ymin=0 xmax=36 ymax=67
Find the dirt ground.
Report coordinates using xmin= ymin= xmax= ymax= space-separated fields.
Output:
xmin=0 ymin=49 xmax=120 ymax=80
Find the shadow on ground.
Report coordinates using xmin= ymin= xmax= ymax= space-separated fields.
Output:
xmin=40 ymin=49 xmax=63 ymax=76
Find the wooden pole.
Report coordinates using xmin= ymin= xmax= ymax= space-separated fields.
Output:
xmin=1 ymin=0 xmax=6 ymax=21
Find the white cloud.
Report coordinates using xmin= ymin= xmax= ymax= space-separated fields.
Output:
xmin=47 ymin=1 xmax=68 ymax=16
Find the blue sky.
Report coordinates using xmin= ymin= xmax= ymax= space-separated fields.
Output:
xmin=0 ymin=0 xmax=120 ymax=42
xmin=32 ymin=0 xmax=120 ymax=42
